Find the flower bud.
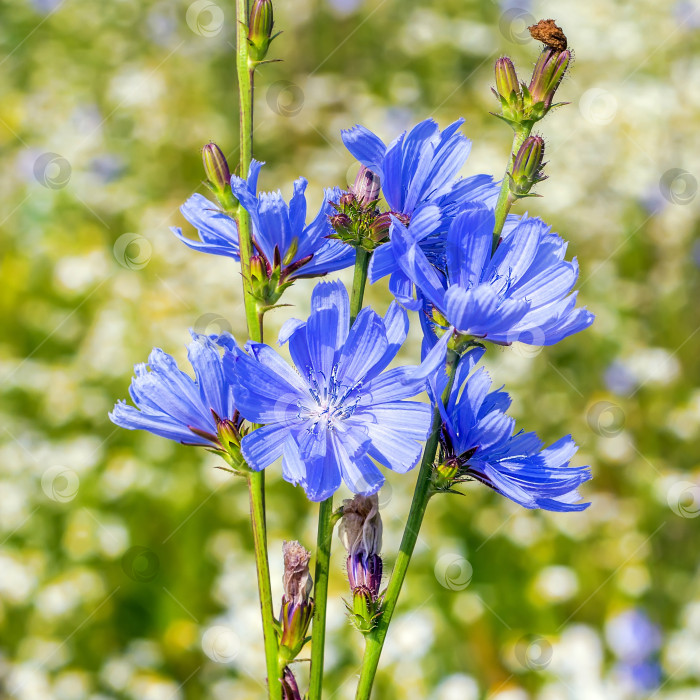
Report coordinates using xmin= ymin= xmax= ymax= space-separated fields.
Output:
xmin=351 ymin=166 xmax=381 ymax=207
xmin=509 ymin=135 xmax=547 ymax=198
xmin=528 ymin=48 xmax=571 ymax=110
xmin=250 ymin=255 xmax=267 ymax=282
xmin=202 ymin=143 xmax=231 ymax=191
xmin=202 ymin=143 xmax=237 ymax=211
xmin=279 ymin=541 xmax=314 ymax=662
xmin=495 ymin=57 xmax=520 ymax=100
xmin=281 ymin=667 xmax=302 ymax=700
xmin=432 ymin=457 xmax=460 ymax=491
xmin=339 ymin=192 xmax=356 ymax=207
xmin=248 ymin=0 xmax=274 ymax=62
xmin=330 ymin=212 xmax=353 ymax=237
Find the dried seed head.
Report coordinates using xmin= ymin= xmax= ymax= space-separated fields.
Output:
xmin=528 ymin=19 xmax=568 ymax=52
xmin=282 ymin=540 xmax=312 ymax=606
xmin=339 ymin=493 xmax=382 ymax=558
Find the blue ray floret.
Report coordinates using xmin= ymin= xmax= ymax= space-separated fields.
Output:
xmin=109 ymin=332 xmax=239 ymax=450
xmin=225 ymin=280 xmax=450 ymax=501
xmin=437 ymin=349 xmax=591 ymax=511
xmin=231 ymin=174 xmax=355 ymax=278
xmin=393 ymin=203 xmax=594 ymax=345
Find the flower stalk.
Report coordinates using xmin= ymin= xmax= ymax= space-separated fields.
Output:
xmin=235 ymin=1 xmax=280 ymax=697
xmin=354 ymin=348 xmax=461 ymax=700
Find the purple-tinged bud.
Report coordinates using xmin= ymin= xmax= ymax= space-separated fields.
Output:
xmin=202 ymin=143 xmax=231 ymax=192
xmin=339 ymin=192 xmax=356 ymax=208
xmin=495 ymin=57 xmax=520 ymax=100
xmin=350 ymin=166 xmax=381 ymax=207
xmin=509 ymin=135 xmax=547 ymax=197
xmin=248 ymin=0 xmax=274 ymax=62
xmin=190 ymin=410 xmax=248 ymax=471
xmin=279 ymin=541 xmax=314 ymax=661
xmin=202 ymin=143 xmax=238 ymax=211
xmin=528 ymin=47 xmax=571 ymax=109
xmin=281 ymin=667 xmax=302 ymax=700
xmin=250 ymin=255 xmax=267 ymax=282
xmin=369 ymin=211 xmax=410 ymax=244
xmin=330 ymin=212 xmax=352 ymax=230
xmin=329 ymin=213 xmax=353 ymax=240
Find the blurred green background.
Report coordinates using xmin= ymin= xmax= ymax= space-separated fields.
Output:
xmin=2 ymin=0 xmax=700 ymax=698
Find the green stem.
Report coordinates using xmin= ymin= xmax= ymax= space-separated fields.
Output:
xmin=235 ymin=0 xmax=260 ymax=340
xmin=247 ymin=470 xmax=281 ymax=700
xmin=235 ymin=2 xmax=280 ymax=698
xmin=308 ymin=496 xmax=334 ymax=700
xmin=349 ymin=247 xmax=370 ymax=324
xmin=491 ymin=126 xmax=531 ymax=254
xmin=308 ymin=248 xmax=372 ymax=700
xmin=354 ymin=348 xmax=460 ymax=700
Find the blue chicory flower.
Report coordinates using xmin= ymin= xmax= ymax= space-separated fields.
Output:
xmin=231 ymin=174 xmax=356 ymax=278
xmin=171 ymin=160 xmax=263 ymax=260
xmin=438 ymin=348 xmax=591 ymax=511
xmin=341 ymin=118 xmax=499 ymax=307
xmin=393 ymin=203 xmax=594 ymax=345
xmin=110 ymin=332 xmax=239 ymax=449
xmin=225 ymin=280 xmax=450 ymax=501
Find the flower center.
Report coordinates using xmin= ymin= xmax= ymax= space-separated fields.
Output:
xmin=298 ymin=363 xmax=362 ymax=431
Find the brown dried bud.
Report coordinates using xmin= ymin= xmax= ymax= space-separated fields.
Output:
xmin=282 ymin=540 xmax=312 ymax=607
xmin=528 ymin=19 xmax=567 ymax=52
xmin=339 ymin=494 xmax=382 ymax=559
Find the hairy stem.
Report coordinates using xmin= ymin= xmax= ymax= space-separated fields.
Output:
xmin=492 ymin=126 xmax=531 ymax=253
xmin=235 ymin=1 xmax=280 ymax=698
xmin=354 ymin=348 xmax=460 ymax=700
xmin=309 ymin=248 xmax=371 ymax=700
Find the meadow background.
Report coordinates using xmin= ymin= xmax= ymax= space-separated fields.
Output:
xmin=1 ymin=0 xmax=700 ymax=698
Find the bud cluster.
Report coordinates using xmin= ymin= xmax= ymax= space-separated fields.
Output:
xmin=329 ymin=166 xmax=401 ymax=251
xmin=338 ymin=494 xmax=384 ymax=633
xmin=492 ymin=20 xmax=571 ymax=131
